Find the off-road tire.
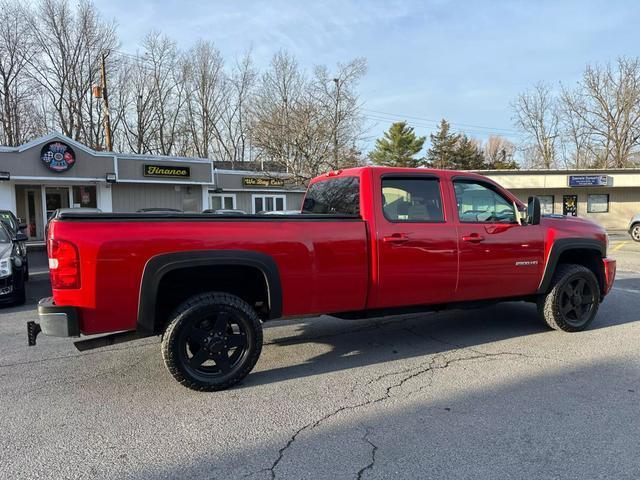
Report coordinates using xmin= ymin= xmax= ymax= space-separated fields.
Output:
xmin=631 ymin=223 xmax=640 ymax=242
xmin=161 ymin=292 xmax=263 ymax=391
xmin=537 ymin=263 xmax=600 ymax=332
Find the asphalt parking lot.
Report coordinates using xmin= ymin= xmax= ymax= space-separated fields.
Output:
xmin=1 ymin=238 xmax=639 ymax=480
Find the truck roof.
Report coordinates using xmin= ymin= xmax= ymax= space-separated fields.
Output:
xmin=315 ymin=165 xmax=492 ymax=181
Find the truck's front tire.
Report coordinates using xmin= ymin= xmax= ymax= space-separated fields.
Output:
xmin=161 ymin=292 xmax=263 ymax=391
xmin=537 ymin=264 xmax=600 ymax=332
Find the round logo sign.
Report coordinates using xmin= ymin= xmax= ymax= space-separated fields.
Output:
xmin=41 ymin=142 xmax=76 ymax=173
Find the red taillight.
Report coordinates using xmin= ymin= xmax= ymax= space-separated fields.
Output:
xmin=48 ymin=239 xmax=80 ymax=289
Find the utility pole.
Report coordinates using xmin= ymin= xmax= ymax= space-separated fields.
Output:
xmin=100 ymin=51 xmax=113 ymax=152
xmin=333 ymin=78 xmax=340 ymax=166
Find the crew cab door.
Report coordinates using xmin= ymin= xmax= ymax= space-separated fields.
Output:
xmin=452 ymin=178 xmax=544 ymax=301
xmin=373 ymin=174 xmax=458 ymax=308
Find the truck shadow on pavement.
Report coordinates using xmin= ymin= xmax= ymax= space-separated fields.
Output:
xmin=243 ymin=276 xmax=640 ymax=390
xmin=129 ymin=358 xmax=639 ymax=480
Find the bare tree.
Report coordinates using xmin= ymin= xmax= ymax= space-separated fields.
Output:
xmin=27 ymin=0 xmax=117 ymax=147
xmin=144 ymin=31 xmax=187 ymax=155
xmin=250 ymin=50 xmax=306 ymax=176
xmin=214 ymin=51 xmax=257 ymax=166
xmin=311 ymin=58 xmax=367 ymax=169
xmin=122 ymin=53 xmax=156 ymax=154
xmin=483 ymin=135 xmax=516 ymax=168
xmin=251 ymin=51 xmax=368 ymax=181
xmin=182 ymin=40 xmax=225 ymax=158
xmin=558 ymin=86 xmax=594 ymax=168
xmin=512 ymin=82 xmax=559 ymax=168
xmin=560 ymin=58 xmax=640 ymax=168
xmin=0 ymin=1 xmax=42 ymax=145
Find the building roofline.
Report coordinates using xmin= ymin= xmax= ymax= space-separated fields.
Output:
xmin=473 ymin=168 xmax=640 ymax=174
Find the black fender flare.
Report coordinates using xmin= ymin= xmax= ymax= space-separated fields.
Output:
xmin=137 ymin=250 xmax=282 ymax=334
xmin=537 ymin=238 xmax=605 ymax=294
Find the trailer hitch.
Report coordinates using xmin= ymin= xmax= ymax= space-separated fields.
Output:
xmin=27 ymin=321 xmax=41 ymax=346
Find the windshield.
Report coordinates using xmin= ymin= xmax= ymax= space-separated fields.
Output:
xmin=0 ymin=225 xmax=11 ymax=243
xmin=0 ymin=212 xmax=17 ymax=232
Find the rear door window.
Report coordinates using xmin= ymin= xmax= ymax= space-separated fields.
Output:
xmin=382 ymin=177 xmax=445 ymax=222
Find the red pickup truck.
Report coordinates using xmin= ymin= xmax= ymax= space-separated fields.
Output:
xmin=29 ymin=167 xmax=616 ymax=391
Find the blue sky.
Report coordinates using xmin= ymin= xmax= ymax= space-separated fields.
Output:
xmin=95 ymin=0 xmax=640 ymax=149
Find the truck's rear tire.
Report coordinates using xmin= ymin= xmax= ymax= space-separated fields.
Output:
xmin=537 ymin=264 xmax=600 ymax=332
xmin=161 ymin=292 xmax=263 ymax=391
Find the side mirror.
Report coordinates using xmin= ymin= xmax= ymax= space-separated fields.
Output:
xmin=14 ymin=232 xmax=28 ymax=242
xmin=527 ymin=196 xmax=541 ymax=225
xmin=18 ymin=223 xmax=27 ymax=230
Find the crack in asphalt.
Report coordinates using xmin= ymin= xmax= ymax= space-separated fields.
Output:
xmin=252 ymin=345 xmax=551 ymax=480
xmin=356 ymin=428 xmax=377 ymax=480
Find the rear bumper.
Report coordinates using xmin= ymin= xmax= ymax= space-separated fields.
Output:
xmin=33 ymin=297 xmax=80 ymax=339
xmin=602 ymin=257 xmax=616 ymax=296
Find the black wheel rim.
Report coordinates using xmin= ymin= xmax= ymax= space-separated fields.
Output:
xmin=178 ymin=308 xmax=250 ymax=381
xmin=559 ymin=276 xmax=595 ymax=327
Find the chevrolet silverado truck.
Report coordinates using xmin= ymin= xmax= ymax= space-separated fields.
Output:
xmin=28 ymin=167 xmax=617 ymax=391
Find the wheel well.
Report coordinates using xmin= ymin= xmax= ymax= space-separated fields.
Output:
xmin=153 ymin=265 xmax=270 ymax=333
xmin=556 ymin=248 xmax=605 ymax=293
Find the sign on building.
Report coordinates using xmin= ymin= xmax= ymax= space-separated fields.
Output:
xmin=568 ymin=175 xmax=610 ymax=187
xmin=242 ymin=176 xmax=285 ymax=188
xmin=41 ymin=142 xmax=76 ymax=173
xmin=143 ymin=164 xmax=191 ymax=178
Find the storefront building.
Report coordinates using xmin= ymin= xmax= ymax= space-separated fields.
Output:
xmin=480 ymin=169 xmax=640 ymax=230
xmin=0 ymin=133 xmax=306 ymax=240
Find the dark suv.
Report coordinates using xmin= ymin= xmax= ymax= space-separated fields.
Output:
xmin=0 ymin=222 xmax=28 ymax=305
xmin=0 ymin=210 xmax=28 ymax=279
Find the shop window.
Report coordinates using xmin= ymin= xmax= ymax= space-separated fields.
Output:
xmin=587 ymin=194 xmax=609 ymax=213
xmin=538 ymin=195 xmax=554 ymax=215
xmin=252 ymin=194 xmax=286 ymax=213
xmin=210 ymin=194 xmax=236 ymax=211
xmin=72 ymin=186 xmax=97 ymax=208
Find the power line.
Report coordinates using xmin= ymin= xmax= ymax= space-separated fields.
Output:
xmin=362 ymin=108 xmax=520 ymax=135
xmin=363 ymin=114 xmax=522 ymax=139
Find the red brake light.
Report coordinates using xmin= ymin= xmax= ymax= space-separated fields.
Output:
xmin=48 ymin=239 xmax=80 ymax=289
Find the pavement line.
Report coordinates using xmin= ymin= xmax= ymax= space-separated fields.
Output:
xmin=610 ymin=241 xmax=629 ymax=253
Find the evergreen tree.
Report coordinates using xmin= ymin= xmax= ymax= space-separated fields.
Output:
xmin=426 ymin=119 xmax=459 ymax=169
xmin=452 ymin=135 xmax=486 ymax=170
xmin=485 ymin=148 xmax=519 ymax=169
xmin=369 ymin=121 xmax=426 ymax=167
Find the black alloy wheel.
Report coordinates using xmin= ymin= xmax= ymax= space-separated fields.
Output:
xmin=162 ymin=292 xmax=263 ymax=391
xmin=538 ymin=263 xmax=600 ymax=332
xmin=179 ymin=310 xmax=249 ymax=379
xmin=557 ymin=277 xmax=595 ymax=328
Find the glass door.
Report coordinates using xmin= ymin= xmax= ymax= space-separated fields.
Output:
xmin=45 ymin=187 xmax=70 ymax=220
